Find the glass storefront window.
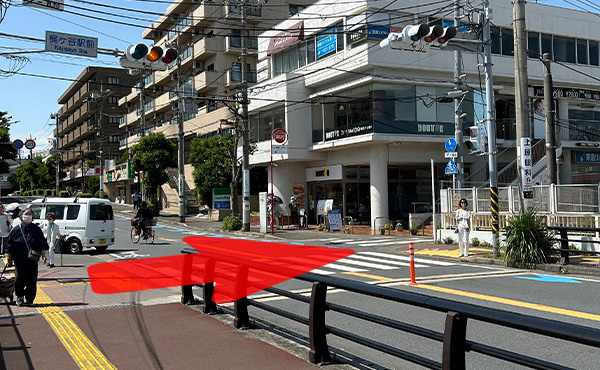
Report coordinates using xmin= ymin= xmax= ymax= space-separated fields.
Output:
xmin=273 ymin=106 xmax=285 ymax=130
xmin=359 ymin=166 xmax=369 ymax=178
xmin=346 ymin=166 xmax=357 ymax=179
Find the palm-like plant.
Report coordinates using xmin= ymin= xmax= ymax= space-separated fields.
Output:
xmin=502 ymin=209 xmax=556 ymax=268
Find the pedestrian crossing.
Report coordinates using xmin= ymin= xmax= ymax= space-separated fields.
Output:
xmin=311 ymin=236 xmax=431 ymax=248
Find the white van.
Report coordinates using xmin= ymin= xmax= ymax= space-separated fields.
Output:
xmin=28 ymin=197 xmax=115 ymax=254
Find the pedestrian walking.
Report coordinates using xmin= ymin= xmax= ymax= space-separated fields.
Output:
xmin=133 ymin=192 xmax=140 ymax=210
xmin=0 ymin=205 xmax=11 ymax=257
xmin=42 ymin=212 xmax=62 ymax=268
xmin=456 ymin=198 xmax=471 ymax=258
xmin=4 ymin=209 xmax=49 ymax=307
xmin=288 ymin=196 xmax=299 ymax=228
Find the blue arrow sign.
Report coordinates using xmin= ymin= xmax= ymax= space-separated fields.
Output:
xmin=445 ymin=159 xmax=458 ymax=175
xmin=445 ymin=138 xmax=457 ymax=152
xmin=514 ymin=274 xmax=581 ymax=283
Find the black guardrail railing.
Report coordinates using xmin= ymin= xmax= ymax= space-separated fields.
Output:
xmin=180 ymin=248 xmax=600 ymax=370
xmin=548 ymin=226 xmax=600 ymax=265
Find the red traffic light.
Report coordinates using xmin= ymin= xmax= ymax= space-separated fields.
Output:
xmin=162 ymin=48 xmax=178 ymax=64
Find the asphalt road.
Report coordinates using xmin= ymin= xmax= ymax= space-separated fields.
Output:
xmin=80 ymin=214 xmax=600 ymax=369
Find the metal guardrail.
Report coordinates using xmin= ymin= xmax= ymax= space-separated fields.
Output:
xmin=180 ymin=248 xmax=600 ymax=370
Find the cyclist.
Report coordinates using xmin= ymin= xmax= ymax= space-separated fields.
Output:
xmin=134 ymin=201 xmax=153 ymax=237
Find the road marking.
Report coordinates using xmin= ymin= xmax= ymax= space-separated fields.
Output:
xmin=348 ymin=254 xmax=428 ymax=268
xmin=344 ymin=238 xmax=392 ymax=245
xmin=36 ymin=286 xmax=117 ymax=369
xmin=336 ymin=258 xmax=397 ymax=270
xmin=360 ymin=251 xmax=455 ymax=266
xmin=343 ymin=272 xmax=392 ymax=281
xmin=160 ymin=237 xmax=180 ymax=243
xmin=413 ymin=284 xmax=600 ymax=322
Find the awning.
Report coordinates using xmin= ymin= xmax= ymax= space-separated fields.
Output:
xmin=267 ymin=21 xmax=304 ymax=55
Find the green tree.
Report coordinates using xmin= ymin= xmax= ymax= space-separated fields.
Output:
xmin=43 ymin=155 xmax=66 ymax=188
xmin=131 ymin=132 xmax=177 ymax=200
xmin=189 ymin=135 xmax=231 ymax=207
xmin=87 ymin=175 xmax=100 ymax=194
xmin=15 ymin=159 xmax=39 ymax=190
xmin=0 ymin=111 xmax=18 ymax=174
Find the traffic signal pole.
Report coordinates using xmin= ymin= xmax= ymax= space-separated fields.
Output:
xmin=241 ymin=0 xmax=251 ymax=231
xmin=483 ymin=0 xmax=499 ymax=258
xmin=453 ymin=0 xmax=464 ymax=189
xmin=177 ymin=52 xmax=186 ymax=223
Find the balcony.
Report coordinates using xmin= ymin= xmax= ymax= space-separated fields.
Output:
xmin=192 ymin=3 xmax=222 ymax=27
xmin=225 ymin=4 xmax=262 ymax=23
xmin=154 ymin=92 xmax=175 ymax=113
xmin=120 ymin=90 xmax=139 ymax=106
xmin=125 ymin=110 xmax=141 ymax=127
xmin=154 ymin=69 xmax=171 ymax=86
xmin=193 ymin=36 xmax=218 ymax=59
xmin=193 ymin=70 xmax=221 ymax=93
xmin=226 ymin=69 xmax=257 ymax=87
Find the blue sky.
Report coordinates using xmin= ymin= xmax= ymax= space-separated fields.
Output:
xmin=0 ymin=0 xmax=589 ymax=152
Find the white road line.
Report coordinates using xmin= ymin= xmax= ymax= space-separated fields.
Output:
xmin=347 ymin=254 xmax=429 ymax=268
xmin=321 ymin=263 xmax=368 ymax=272
xmin=360 ymin=251 xmax=455 ymax=266
xmin=309 ymin=269 xmax=336 ymax=275
xmin=355 ymin=241 xmax=404 ymax=247
xmin=336 ymin=258 xmax=397 ymax=270
xmin=183 ymin=231 xmax=207 ymax=235
xmin=344 ymin=238 xmax=394 ymax=245
xmin=324 ymin=239 xmax=354 ymax=244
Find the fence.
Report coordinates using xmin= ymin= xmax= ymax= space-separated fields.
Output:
xmin=181 ymin=248 xmax=600 ymax=370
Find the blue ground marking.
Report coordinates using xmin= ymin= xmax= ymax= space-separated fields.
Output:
xmin=168 ymin=229 xmax=186 ymax=232
xmin=208 ymin=234 xmax=224 ymax=238
xmin=118 ymin=218 xmax=130 ymax=220
xmin=289 ymin=242 xmax=304 ymax=245
xmin=514 ymin=274 xmax=581 ymax=283
xmin=153 ymin=225 xmax=165 ymax=228
xmin=260 ymin=240 xmax=274 ymax=242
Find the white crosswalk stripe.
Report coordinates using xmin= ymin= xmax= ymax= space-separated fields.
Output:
xmin=344 ymin=238 xmax=393 ymax=245
xmin=360 ymin=251 xmax=455 ymax=266
xmin=336 ymin=257 xmax=397 ymax=270
xmin=349 ymin=254 xmax=429 ymax=268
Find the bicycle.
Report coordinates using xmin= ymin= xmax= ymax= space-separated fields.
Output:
xmin=130 ymin=224 xmax=155 ymax=244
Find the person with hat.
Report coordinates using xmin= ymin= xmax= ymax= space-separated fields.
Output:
xmin=288 ymin=196 xmax=299 ymax=228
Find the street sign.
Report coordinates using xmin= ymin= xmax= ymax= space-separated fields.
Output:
xmin=12 ymin=139 xmax=23 ymax=150
xmin=24 ymin=139 xmax=36 ymax=150
xmin=45 ymin=31 xmax=98 ymax=58
xmin=445 ymin=159 xmax=458 ymax=175
xmin=272 ymin=145 xmax=288 ymax=154
xmin=23 ymin=0 xmax=64 ymax=11
xmin=444 ymin=152 xmax=458 ymax=158
xmin=445 ymin=138 xmax=457 ymax=152
xmin=272 ymin=128 xmax=287 ymax=144
xmin=520 ymin=138 xmax=533 ymax=197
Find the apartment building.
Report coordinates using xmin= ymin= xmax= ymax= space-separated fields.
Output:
xmin=111 ymin=0 xmax=316 ymax=211
xmin=56 ymin=67 xmax=135 ymax=193
xmin=246 ymin=0 xmax=600 ymax=229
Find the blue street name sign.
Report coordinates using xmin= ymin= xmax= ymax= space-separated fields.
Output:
xmin=445 ymin=159 xmax=458 ymax=175
xmin=445 ymin=138 xmax=457 ymax=152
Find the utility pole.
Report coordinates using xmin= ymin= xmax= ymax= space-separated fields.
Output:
xmin=543 ymin=53 xmax=557 ymax=185
xmin=453 ymin=0 xmax=464 ymax=189
xmin=138 ymin=73 xmax=146 ymax=200
xmin=513 ymin=0 xmax=531 ymax=208
xmin=51 ymin=112 xmax=59 ymax=195
xmin=176 ymin=49 xmax=186 ymax=222
xmin=241 ymin=0 xmax=251 ymax=231
xmin=483 ymin=0 xmax=499 ymax=258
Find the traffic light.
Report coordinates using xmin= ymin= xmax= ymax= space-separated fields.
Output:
xmin=379 ymin=24 xmax=457 ymax=51
xmin=464 ymin=125 xmax=486 ymax=153
xmin=120 ymin=44 xmax=179 ymax=71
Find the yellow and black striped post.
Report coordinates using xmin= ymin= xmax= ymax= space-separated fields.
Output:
xmin=490 ymin=186 xmax=499 ymax=258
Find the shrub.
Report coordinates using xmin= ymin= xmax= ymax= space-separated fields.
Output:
xmin=443 ymin=236 xmax=455 ymax=245
xmin=480 ymin=241 xmax=492 ymax=249
xmin=502 ymin=209 xmax=556 ymax=268
xmin=94 ymin=190 xmax=109 ymax=198
xmin=222 ymin=215 xmax=242 ymax=231
xmin=59 ymin=190 xmax=70 ymax=198
xmin=471 ymin=237 xmax=480 ymax=247
xmin=79 ymin=193 xmax=93 ymax=198
xmin=36 ymin=189 xmax=43 ymax=195
xmin=44 ymin=189 xmax=52 ymax=196
xmin=384 ymin=223 xmax=393 ymax=230
xmin=396 ymin=223 xmax=403 ymax=232
xmin=409 ymin=226 xmax=418 ymax=235
xmin=317 ymin=223 xmax=325 ymax=231
xmin=250 ymin=211 xmax=260 ymax=216
xmin=147 ymin=199 xmax=162 ymax=217
xmin=51 ymin=190 xmax=56 ymax=196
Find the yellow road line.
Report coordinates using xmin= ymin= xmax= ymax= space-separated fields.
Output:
xmin=414 ymin=284 xmax=600 ymax=322
xmin=36 ymin=286 xmax=117 ymax=369
xmin=343 ymin=271 xmax=392 ymax=281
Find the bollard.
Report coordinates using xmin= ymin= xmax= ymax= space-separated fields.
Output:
xmin=408 ymin=242 xmax=418 ymax=286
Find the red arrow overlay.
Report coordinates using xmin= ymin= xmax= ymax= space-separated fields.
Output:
xmin=88 ymin=236 xmax=354 ymax=303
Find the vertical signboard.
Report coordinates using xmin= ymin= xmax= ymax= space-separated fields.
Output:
xmin=213 ymin=188 xmax=231 ymax=209
xmin=316 ymin=28 xmax=337 ymax=59
xmin=520 ymin=138 xmax=533 ymax=198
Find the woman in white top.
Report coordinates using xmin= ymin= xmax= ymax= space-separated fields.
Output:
xmin=455 ymin=198 xmax=471 ymax=258
xmin=42 ymin=212 xmax=62 ymax=268
xmin=0 ymin=206 xmax=11 ymax=257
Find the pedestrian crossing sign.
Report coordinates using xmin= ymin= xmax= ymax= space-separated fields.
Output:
xmin=445 ymin=159 xmax=458 ymax=175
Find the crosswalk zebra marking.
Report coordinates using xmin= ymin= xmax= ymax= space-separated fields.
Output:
xmin=360 ymin=251 xmax=455 ymax=266
xmin=349 ymin=254 xmax=429 ymax=268
xmin=336 ymin=258 xmax=397 ymax=270
xmin=344 ymin=238 xmax=394 ymax=245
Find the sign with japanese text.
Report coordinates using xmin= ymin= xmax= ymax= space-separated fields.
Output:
xmin=316 ymin=28 xmax=336 ymax=59
xmin=23 ymin=0 xmax=64 ymax=11
xmin=520 ymin=138 xmax=533 ymax=198
xmin=45 ymin=31 xmax=98 ymax=58
xmin=574 ymin=151 xmax=600 ymax=163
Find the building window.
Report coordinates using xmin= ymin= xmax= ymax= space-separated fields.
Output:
xmin=108 ymin=116 xmax=120 ymax=124
xmin=527 ymin=32 xmax=540 ymax=58
xmin=289 ymin=4 xmax=305 ymax=15
xmin=553 ymin=36 xmax=576 ymax=63
xmin=541 ymin=33 xmax=553 ymax=59
xmin=144 ymin=74 xmax=153 ymax=85
xmin=107 ymin=76 xmax=120 ymax=85
xmin=108 ymin=96 xmax=119 ymax=105
xmin=230 ymin=29 xmax=257 ymax=49
xmin=577 ymin=39 xmax=588 ymax=64
xmin=590 ymin=41 xmax=599 ymax=66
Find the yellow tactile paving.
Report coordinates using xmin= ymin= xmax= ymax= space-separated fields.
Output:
xmin=343 ymin=271 xmax=392 ymax=281
xmin=36 ymin=285 xmax=117 ymax=370
xmin=414 ymin=247 xmax=491 ymax=258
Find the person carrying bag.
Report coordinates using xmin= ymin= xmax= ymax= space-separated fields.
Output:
xmin=5 ymin=209 xmax=49 ymax=307
xmin=455 ymin=198 xmax=471 ymax=258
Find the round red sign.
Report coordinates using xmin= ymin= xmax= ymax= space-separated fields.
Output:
xmin=272 ymin=129 xmax=287 ymax=144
